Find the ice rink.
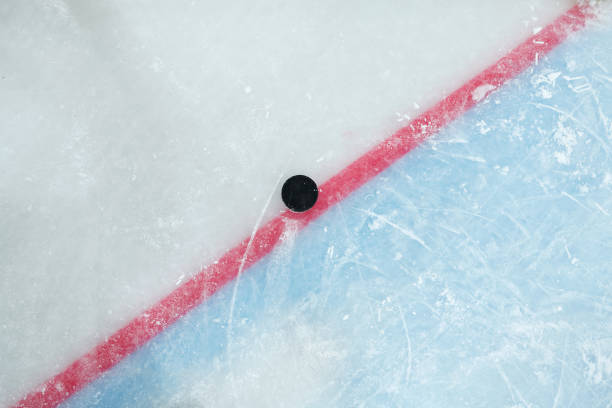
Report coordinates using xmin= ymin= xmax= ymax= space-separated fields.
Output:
xmin=1 ymin=1 xmax=612 ymax=407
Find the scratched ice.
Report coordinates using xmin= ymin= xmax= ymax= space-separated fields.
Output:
xmin=54 ymin=9 xmax=612 ymax=408
xmin=3 ymin=2 xmax=581 ymax=405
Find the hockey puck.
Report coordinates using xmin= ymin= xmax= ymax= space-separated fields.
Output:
xmin=281 ymin=175 xmax=318 ymax=212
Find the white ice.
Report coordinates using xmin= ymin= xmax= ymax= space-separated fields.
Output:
xmin=0 ymin=1 xmax=575 ymax=405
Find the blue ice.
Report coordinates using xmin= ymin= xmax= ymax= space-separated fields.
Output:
xmin=63 ymin=18 xmax=612 ymax=408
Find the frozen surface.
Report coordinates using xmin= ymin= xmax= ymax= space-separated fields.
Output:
xmin=57 ymin=11 xmax=612 ymax=408
xmin=0 ymin=1 xmax=578 ymax=404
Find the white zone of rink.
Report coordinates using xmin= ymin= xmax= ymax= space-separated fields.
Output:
xmin=0 ymin=1 xmax=575 ymax=405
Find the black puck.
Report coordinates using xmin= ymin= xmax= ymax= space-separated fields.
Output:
xmin=281 ymin=175 xmax=318 ymax=212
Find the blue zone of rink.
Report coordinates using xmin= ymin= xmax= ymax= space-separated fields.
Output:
xmin=63 ymin=21 xmax=612 ymax=408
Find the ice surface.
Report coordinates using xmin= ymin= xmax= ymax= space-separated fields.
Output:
xmin=51 ymin=7 xmax=612 ymax=407
xmin=0 ymin=0 xmax=600 ymax=406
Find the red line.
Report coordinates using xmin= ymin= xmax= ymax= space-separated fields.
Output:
xmin=14 ymin=4 xmax=591 ymax=407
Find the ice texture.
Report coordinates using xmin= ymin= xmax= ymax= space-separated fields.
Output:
xmin=0 ymin=1 xmax=578 ymax=405
xmin=56 ymin=9 xmax=612 ymax=408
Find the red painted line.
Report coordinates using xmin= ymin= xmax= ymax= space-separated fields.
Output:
xmin=14 ymin=4 xmax=591 ymax=407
